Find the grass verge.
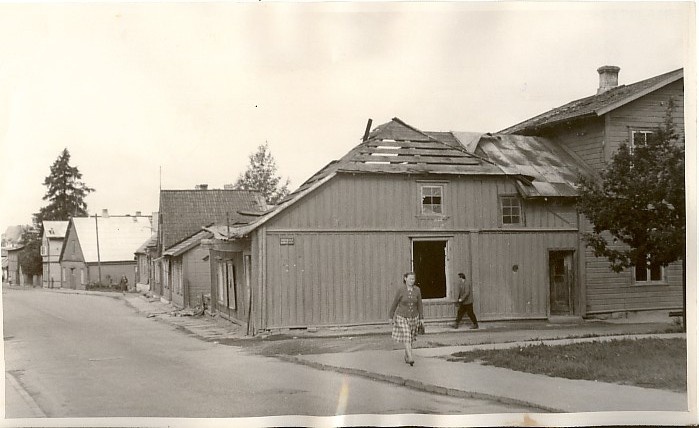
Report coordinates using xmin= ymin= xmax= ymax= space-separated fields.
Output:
xmin=448 ymin=337 xmax=686 ymax=392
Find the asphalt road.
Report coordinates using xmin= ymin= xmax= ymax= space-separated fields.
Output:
xmin=3 ymin=287 xmax=534 ymax=418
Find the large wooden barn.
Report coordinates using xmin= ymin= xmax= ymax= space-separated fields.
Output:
xmin=205 ymin=118 xmax=593 ymax=333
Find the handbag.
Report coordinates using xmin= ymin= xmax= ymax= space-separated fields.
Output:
xmin=417 ymin=322 xmax=425 ymax=335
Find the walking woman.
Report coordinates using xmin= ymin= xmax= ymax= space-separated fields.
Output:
xmin=389 ymin=272 xmax=424 ymax=366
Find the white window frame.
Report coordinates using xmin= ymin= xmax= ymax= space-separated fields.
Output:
xmin=420 ymin=184 xmax=444 ymax=216
xmin=499 ymin=195 xmax=524 ymax=226
xmin=630 ymin=129 xmax=654 ymax=152
xmin=217 ymin=262 xmax=226 ymax=303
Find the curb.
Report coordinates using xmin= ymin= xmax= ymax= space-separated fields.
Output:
xmin=275 ymin=354 xmax=558 ymax=413
xmin=6 ymin=371 xmax=46 ymax=418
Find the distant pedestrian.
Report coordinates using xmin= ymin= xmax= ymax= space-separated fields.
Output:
xmin=119 ymin=275 xmax=128 ymax=292
xmin=453 ymin=272 xmax=478 ymax=329
xmin=389 ymin=271 xmax=424 ymax=366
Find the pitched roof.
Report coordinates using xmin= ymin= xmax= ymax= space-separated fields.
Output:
xmin=460 ymin=133 xmax=596 ymax=198
xmin=501 ymin=68 xmax=683 ymax=134
xmin=42 ymin=221 xmax=69 ymax=239
xmin=162 ymin=229 xmax=213 ymax=257
xmin=159 ymin=189 xmax=266 ymax=251
xmin=134 ymin=233 xmax=158 ymax=255
xmin=211 ymin=118 xmax=507 ymax=240
xmin=68 ymin=216 xmax=153 ymax=263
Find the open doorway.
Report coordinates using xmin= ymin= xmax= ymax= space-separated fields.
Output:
xmin=412 ymin=240 xmax=447 ymax=299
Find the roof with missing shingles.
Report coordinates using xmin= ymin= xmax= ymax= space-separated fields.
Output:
xmin=500 ymin=68 xmax=683 ymax=134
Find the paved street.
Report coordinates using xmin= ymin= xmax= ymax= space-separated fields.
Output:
xmin=3 ymin=287 xmax=535 ymax=418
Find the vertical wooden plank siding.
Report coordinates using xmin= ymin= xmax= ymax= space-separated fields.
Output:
xmin=476 ymin=231 xmax=578 ymax=319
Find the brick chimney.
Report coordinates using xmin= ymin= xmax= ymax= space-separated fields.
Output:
xmin=195 ymin=184 xmax=209 ymax=190
xmin=597 ymin=65 xmax=620 ymax=94
xmin=101 ymin=209 xmax=109 ymax=218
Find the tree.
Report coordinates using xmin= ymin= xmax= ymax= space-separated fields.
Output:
xmin=19 ymin=148 xmax=94 ymax=279
xmin=577 ymin=100 xmax=685 ymax=327
xmin=234 ymin=142 xmax=290 ymax=205
xmin=35 ymin=148 xmax=95 ymax=224
xmin=18 ymin=229 xmax=42 ymax=278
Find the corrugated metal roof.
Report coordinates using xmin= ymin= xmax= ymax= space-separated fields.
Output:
xmin=162 ymin=230 xmax=212 ymax=257
xmin=71 ymin=216 xmax=154 ymax=263
xmin=501 ymin=68 xmax=683 ymax=134
xmin=159 ymin=189 xmax=266 ymax=251
xmin=42 ymin=221 xmax=69 ymax=239
xmin=459 ymin=133 xmax=595 ymax=198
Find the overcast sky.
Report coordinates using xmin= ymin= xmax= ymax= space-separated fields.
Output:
xmin=0 ymin=2 xmax=693 ymax=230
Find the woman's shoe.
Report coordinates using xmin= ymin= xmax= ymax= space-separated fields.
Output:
xmin=408 ymin=359 xmax=415 ymax=366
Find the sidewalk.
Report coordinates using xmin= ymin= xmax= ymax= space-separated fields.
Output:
xmin=121 ymin=293 xmax=687 ymax=413
xmin=284 ymin=333 xmax=687 ymax=413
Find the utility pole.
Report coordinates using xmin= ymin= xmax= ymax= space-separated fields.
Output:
xmin=94 ymin=214 xmax=102 ymax=285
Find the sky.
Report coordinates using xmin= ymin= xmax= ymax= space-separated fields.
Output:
xmin=0 ymin=1 xmax=694 ymax=230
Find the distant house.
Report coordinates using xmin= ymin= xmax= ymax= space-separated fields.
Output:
xmin=154 ymin=187 xmax=266 ymax=309
xmin=1 ymin=248 xmax=7 ymax=283
xmin=134 ymin=232 xmax=157 ymax=291
xmin=204 ymin=118 xmax=593 ymax=333
xmin=59 ymin=210 xmax=153 ymax=290
xmin=6 ymin=245 xmax=24 ymax=286
xmin=501 ymin=66 xmax=684 ymax=317
xmin=41 ymin=221 xmax=69 ymax=288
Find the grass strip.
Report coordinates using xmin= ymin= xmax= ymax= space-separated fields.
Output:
xmin=448 ymin=338 xmax=686 ymax=392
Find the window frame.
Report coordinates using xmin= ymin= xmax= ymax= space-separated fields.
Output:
xmin=633 ymin=254 xmax=667 ymax=286
xmin=417 ymin=181 xmax=448 ymax=218
xmin=629 ymin=128 xmax=654 ymax=152
xmin=499 ymin=194 xmax=524 ymax=227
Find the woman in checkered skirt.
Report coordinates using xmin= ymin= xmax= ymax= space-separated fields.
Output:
xmin=389 ymin=272 xmax=424 ymax=366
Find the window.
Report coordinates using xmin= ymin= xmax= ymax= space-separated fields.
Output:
xmin=630 ymin=129 xmax=654 ymax=152
xmin=500 ymin=195 xmax=523 ymax=225
xmin=217 ymin=262 xmax=225 ymax=303
xmin=421 ymin=185 xmax=443 ymax=215
xmin=634 ymin=254 xmax=665 ymax=284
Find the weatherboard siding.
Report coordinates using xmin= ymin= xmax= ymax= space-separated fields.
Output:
xmin=604 ymin=79 xmax=685 ymax=158
xmin=543 ymin=118 xmax=606 ymax=172
xmin=182 ymin=245 xmax=211 ymax=308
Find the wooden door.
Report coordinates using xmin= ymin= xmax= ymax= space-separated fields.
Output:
xmin=549 ymin=251 xmax=574 ymax=315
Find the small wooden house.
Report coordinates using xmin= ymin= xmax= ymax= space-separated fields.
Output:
xmin=205 ymin=118 xmax=592 ymax=333
xmin=154 ymin=188 xmax=266 ymax=309
xmin=501 ymin=66 xmax=685 ymax=317
xmin=41 ymin=220 xmax=68 ymax=288
xmin=134 ymin=232 xmax=157 ymax=291
xmin=59 ymin=211 xmax=153 ymax=289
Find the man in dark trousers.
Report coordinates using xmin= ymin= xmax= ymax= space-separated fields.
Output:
xmin=453 ymin=272 xmax=478 ymax=329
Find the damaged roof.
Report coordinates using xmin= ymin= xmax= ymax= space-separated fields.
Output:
xmin=460 ymin=133 xmax=595 ymax=198
xmin=159 ymin=189 xmax=266 ymax=251
xmin=501 ymin=68 xmax=683 ymax=134
xmin=277 ymin=118 xmax=503 ymax=205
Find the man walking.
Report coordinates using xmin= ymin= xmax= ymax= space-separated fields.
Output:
xmin=453 ymin=272 xmax=478 ymax=329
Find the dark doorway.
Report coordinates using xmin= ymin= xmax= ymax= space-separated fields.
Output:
xmin=412 ymin=240 xmax=447 ymax=299
xmin=549 ymin=250 xmax=574 ymax=315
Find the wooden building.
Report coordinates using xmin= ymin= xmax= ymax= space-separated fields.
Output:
xmin=154 ymin=187 xmax=266 ymax=309
xmin=59 ymin=211 xmax=153 ymax=289
xmin=206 ymin=118 xmax=592 ymax=333
xmin=41 ymin=220 xmax=68 ymax=288
xmin=501 ymin=66 xmax=685 ymax=316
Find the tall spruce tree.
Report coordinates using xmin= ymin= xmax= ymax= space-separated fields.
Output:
xmin=234 ymin=142 xmax=290 ymax=205
xmin=36 ymin=148 xmax=95 ymax=223
xmin=19 ymin=149 xmax=94 ymax=279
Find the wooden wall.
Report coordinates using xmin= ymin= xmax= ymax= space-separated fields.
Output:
xmin=255 ymin=173 xmax=581 ymax=329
